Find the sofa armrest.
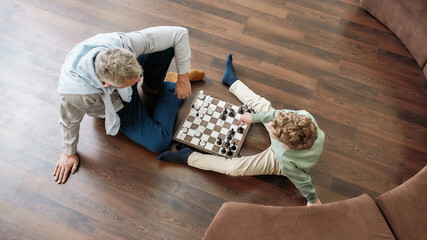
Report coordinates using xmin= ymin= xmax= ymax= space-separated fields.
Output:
xmin=376 ymin=166 xmax=427 ymax=240
xmin=203 ymin=194 xmax=395 ymax=240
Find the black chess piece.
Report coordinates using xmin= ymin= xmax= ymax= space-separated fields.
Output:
xmin=221 ymin=148 xmax=226 ymax=154
xmin=227 ymin=150 xmax=233 ymax=156
xmin=237 ymin=126 xmax=244 ymax=133
xmin=176 ymin=143 xmax=187 ymax=151
xmin=230 ymin=128 xmax=235 ymax=135
xmin=196 ymin=112 xmax=199 ymax=117
xmin=226 ymin=134 xmax=232 ymax=141
xmin=221 ymin=114 xmax=227 ymax=120
xmin=225 ymin=140 xmax=231 ymax=147
xmin=229 ymin=109 xmax=235 ymax=117
xmin=230 ymin=142 xmax=237 ymax=151
xmin=246 ymin=108 xmax=251 ymax=113
xmin=192 ymin=104 xmax=195 ymax=108
xmin=223 ymin=108 xmax=228 ymax=115
xmin=216 ymin=137 xmax=222 ymax=145
xmin=238 ymin=106 xmax=244 ymax=114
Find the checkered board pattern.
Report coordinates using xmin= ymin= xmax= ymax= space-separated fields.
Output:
xmin=173 ymin=91 xmax=252 ymax=158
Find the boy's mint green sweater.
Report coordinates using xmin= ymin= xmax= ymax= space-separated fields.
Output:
xmin=252 ymin=109 xmax=325 ymax=204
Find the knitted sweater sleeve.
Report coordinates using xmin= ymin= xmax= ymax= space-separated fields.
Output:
xmin=283 ymin=166 xmax=318 ymax=204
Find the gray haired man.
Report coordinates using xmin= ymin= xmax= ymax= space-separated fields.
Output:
xmin=54 ymin=26 xmax=197 ymax=184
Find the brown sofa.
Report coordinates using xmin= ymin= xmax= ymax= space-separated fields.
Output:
xmin=202 ymin=166 xmax=427 ymax=240
xmin=360 ymin=0 xmax=427 ymax=79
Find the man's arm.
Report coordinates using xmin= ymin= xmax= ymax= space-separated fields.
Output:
xmin=121 ymin=26 xmax=192 ymax=99
xmin=55 ymin=94 xmax=87 ymax=183
xmin=122 ymin=26 xmax=191 ymax=74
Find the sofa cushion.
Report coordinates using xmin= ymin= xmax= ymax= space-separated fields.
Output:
xmin=203 ymin=194 xmax=395 ymax=240
xmin=376 ymin=166 xmax=427 ymax=240
xmin=360 ymin=0 xmax=427 ymax=79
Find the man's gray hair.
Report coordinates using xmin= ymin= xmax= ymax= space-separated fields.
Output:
xmin=95 ymin=47 xmax=142 ymax=87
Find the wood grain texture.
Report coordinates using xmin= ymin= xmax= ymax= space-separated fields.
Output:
xmin=0 ymin=0 xmax=426 ymax=239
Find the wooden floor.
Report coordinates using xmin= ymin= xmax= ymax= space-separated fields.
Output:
xmin=1 ymin=0 xmax=426 ymax=239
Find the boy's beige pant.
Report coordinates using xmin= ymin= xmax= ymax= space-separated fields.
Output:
xmin=188 ymin=80 xmax=283 ymax=176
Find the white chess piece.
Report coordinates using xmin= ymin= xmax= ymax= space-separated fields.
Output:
xmin=203 ymin=101 xmax=209 ymax=107
xmin=205 ymin=95 xmax=212 ymax=103
xmin=195 ymin=129 xmax=201 ymax=137
xmin=198 ymin=126 xmax=205 ymax=132
xmin=194 ymin=103 xmax=201 ymax=110
xmin=200 ymin=140 xmax=206 ymax=147
xmin=199 ymin=112 xmax=204 ymax=118
xmin=194 ymin=117 xmax=202 ymax=125
xmin=182 ymin=127 xmax=188 ymax=133
xmin=207 ymin=107 xmax=213 ymax=115
xmin=198 ymin=90 xmax=205 ymax=99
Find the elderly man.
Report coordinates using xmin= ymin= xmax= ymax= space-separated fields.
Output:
xmin=54 ymin=26 xmax=200 ymax=184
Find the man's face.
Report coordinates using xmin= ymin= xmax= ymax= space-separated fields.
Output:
xmin=119 ymin=76 xmax=141 ymax=88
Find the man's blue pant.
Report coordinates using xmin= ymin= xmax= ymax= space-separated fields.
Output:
xmin=117 ymin=48 xmax=182 ymax=153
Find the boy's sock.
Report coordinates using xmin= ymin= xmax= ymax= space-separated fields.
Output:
xmin=221 ymin=54 xmax=238 ymax=87
xmin=157 ymin=147 xmax=193 ymax=164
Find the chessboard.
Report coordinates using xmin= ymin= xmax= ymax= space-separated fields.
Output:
xmin=173 ymin=90 xmax=253 ymax=158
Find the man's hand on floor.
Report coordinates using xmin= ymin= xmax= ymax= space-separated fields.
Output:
xmin=53 ymin=153 xmax=79 ymax=184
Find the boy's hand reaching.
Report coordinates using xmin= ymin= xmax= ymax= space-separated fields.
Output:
xmin=307 ymin=198 xmax=322 ymax=206
xmin=239 ymin=112 xmax=253 ymax=125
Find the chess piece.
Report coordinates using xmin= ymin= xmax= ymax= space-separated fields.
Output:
xmin=221 ymin=114 xmax=227 ymax=120
xmin=207 ymin=107 xmax=213 ymax=115
xmin=205 ymin=95 xmax=212 ymax=103
xmin=229 ymin=109 xmax=235 ymax=117
xmin=221 ymin=148 xmax=226 ymax=154
xmin=195 ymin=129 xmax=201 ymax=137
xmin=198 ymin=90 xmax=205 ymax=99
xmin=238 ymin=106 xmax=244 ymax=114
xmin=237 ymin=126 xmax=244 ymax=133
xmin=227 ymin=150 xmax=233 ymax=156
xmin=199 ymin=112 xmax=204 ymax=118
xmin=246 ymin=108 xmax=251 ymax=113
xmin=230 ymin=142 xmax=237 ymax=151
xmin=196 ymin=112 xmax=199 ymax=117
xmin=223 ymin=108 xmax=228 ymax=115
xmin=200 ymin=140 xmax=206 ymax=147
xmin=176 ymin=143 xmax=187 ymax=151
xmin=203 ymin=101 xmax=209 ymax=107
xmin=225 ymin=140 xmax=230 ymax=147
xmin=230 ymin=128 xmax=235 ymax=135
xmin=216 ymin=137 xmax=222 ymax=145
xmin=182 ymin=127 xmax=188 ymax=133
xmin=226 ymin=134 xmax=232 ymax=141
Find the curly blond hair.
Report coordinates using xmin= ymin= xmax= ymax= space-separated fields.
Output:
xmin=95 ymin=47 xmax=142 ymax=87
xmin=270 ymin=112 xmax=318 ymax=150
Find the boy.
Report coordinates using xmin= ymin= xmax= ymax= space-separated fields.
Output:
xmin=159 ymin=54 xmax=324 ymax=206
